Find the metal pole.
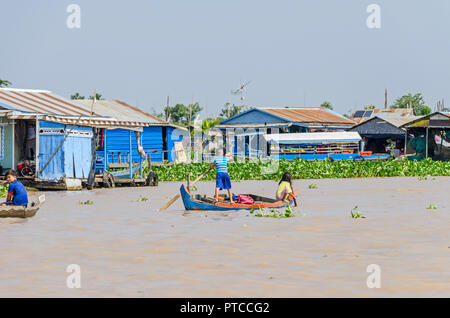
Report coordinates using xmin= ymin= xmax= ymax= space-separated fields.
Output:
xmin=35 ymin=119 xmax=40 ymax=180
xmin=11 ymin=119 xmax=15 ymax=169
xmin=404 ymin=127 xmax=408 ymax=157
xmin=103 ymin=129 xmax=107 ymax=172
xmin=129 ymin=130 xmax=132 ymax=179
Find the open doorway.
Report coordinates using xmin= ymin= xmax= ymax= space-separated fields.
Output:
xmin=14 ymin=120 xmax=36 ymax=177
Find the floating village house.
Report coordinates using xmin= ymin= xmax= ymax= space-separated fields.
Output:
xmin=350 ymin=108 xmax=415 ymax=124
xmin=215 ymin=107 xmax=355 ymax=158
xmin=0 ymin=88 xmax=185 ymax=189
xmin=400 ymin=111 xmax=450 ymax=161
xmin=348 ymin=115 xmax=419 ymax=157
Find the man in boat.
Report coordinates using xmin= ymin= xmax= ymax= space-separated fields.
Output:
xmin=1 ymin=170 xmax=28 ymax=207
xmin=210 ymin=148 xmax=235 ymax=204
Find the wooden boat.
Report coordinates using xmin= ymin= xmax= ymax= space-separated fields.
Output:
xmin=0 ymin=195 xmax=45 ymax=218
xmin=180 ymin=184 xmax=298 ymax=211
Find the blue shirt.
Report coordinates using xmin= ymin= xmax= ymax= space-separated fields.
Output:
xmin=213 ymin=156 xmax=230 ymax=173
xmin=8 ymin=180 xmax=28 ymax=206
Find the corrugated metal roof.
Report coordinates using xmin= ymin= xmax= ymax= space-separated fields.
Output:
xmin=375 ymin=115 xmax=420 ymax=128
xmin=351 ymin=108 xmax=415 ymax=124
xmin=261 ymin=107 xmax=355 ymax=126
xmin=265 ymin=131 xmax=362 ymax=144
xmin=0 ymin=88 xmax=97 ymax=116
xmin=75 ymin=99 xmax=166 ymax=125
xmin=0 ymin=88 xmax=187 ymax=130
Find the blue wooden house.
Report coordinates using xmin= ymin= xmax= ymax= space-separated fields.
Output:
xmin=216 ymin=107 xmax=355 ymax=158
xmin=0 ymin=88 xmax=186 ymax=189
xmin=75 ymin=100 xmax=186 ymax=174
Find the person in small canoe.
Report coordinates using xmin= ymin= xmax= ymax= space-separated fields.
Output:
xmin=210 ymin=148 xmax=235 ymax=204
xmin=276 ymin=172 xmax=297 ymax=207
xmin=1 ymin=169 xmax=28 ymax=207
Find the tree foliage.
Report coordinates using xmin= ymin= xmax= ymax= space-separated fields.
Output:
xmin=220 ymin=102 xmax=248 ymax=118
xmin=320 ymin=101 xmax=333 ymax=110
xmin=392 ymin=93 xmax=431 ymax=116
xmin=0 ymin=79 xmax=12 ymax=87
xmin=70 ymin=92 xmax=85 ymax=100
xmin=71 ymin=92 xmax=103 ymax=100
xmin=161 ymin=103 xmax=203 ymax=126
xmin=201 ymin=118 xmax=222 ymax=132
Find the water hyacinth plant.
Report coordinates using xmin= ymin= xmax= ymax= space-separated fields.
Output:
xmin=350 ymin=206 xmax=365 ymax=218
xmin=249 ymin=205 xmax=295 ymax=218
xmin=149 ymin=158 xmax=450 ymax=182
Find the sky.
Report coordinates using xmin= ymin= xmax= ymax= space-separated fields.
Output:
xmin=1 ymin=0 xmax=450 ymax=118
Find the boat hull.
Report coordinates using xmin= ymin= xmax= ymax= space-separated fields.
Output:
xmin=0 ymin=196 xmax=45 ymax=218
xmin=180 ymin=185 xmax=297 ymax=211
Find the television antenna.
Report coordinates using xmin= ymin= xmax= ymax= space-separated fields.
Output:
xmin=231 ymin=80 xmax=251 ymax=102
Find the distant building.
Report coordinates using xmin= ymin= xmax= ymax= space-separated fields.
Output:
xmin=215 ymin=107 xmax=355 ymax=158
xmin=400 ymin=112 xmax=450 ymax=161
xmin=348 ymin=115 xmax=419 ymax=156
xmin=350 ymin=108 xmax=415 ymax=124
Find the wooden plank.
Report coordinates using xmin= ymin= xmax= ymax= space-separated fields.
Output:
xmin=108 ymin=163 xmax=131 ymax=169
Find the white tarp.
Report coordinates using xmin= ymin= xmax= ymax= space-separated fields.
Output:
xmin=264 ymin=131 xmax=362 ymax=144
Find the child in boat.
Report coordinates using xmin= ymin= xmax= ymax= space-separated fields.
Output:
xmin=276 ymin=172 xmax=297 ymax=206
xmin=1 ymin=169 xmax=28 ymax=207
xmin=210 ymin=148 xmax=234 ymax=203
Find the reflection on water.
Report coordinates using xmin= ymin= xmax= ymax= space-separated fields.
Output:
xmin=0 ymin=178 xmax=449 ymax=297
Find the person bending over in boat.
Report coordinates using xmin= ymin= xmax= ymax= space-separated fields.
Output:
xmin=1 ymin=169 xmax=28 ymax=207
xmin=276 ymin=172 xmax=297 ymax=207
xmin=210 ymin=148 xmax=235 ymax=204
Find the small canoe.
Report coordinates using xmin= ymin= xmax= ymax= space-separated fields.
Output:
xmin=180 ymin=184 xmax=298 ymax=211
xmin=0 ymin=195 xmax=45 ymax=218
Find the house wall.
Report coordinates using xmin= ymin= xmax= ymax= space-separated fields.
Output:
xmin=38 ymin=121 xmax=93 ymax=181
xmin=142 ymin=126 xmax=164 ymax=162
xmin=166 ymin=127 xmax=185 ymax=162
xmin=99 ymin=126 xmax=165 ymax=168
xmin=0 ymin=118 xmax=13 ymax=170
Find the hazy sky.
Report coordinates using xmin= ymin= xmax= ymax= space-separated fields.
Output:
xmin=2 ymin=0 xmax=450 ymax=118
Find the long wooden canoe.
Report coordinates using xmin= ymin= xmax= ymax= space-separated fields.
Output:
xmin=0 ymin=195 xmax=45 ymax=218
xmin=180 ymin=184 xmax=298 ymax=211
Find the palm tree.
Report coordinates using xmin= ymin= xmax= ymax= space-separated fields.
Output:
xmin=201 ymin=118 xmax=221 ymax=132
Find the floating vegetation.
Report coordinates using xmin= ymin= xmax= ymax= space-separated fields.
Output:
xmin=249 ymin=205 xmax=295 ymax=218
xmin=79 ymin=200 xmax=94 ymax=205
xmin=426 ymin=204 xmax=437 ymax=210
xmin=150 ymin=158 xmax=450 ymax=182
xmin=351 ymin=206 xmax=365 ymax=218
xmin=0 ymin=185 xmax=8 ymax=198
xmin=137 ymin=195 xmax=149 ymax=202
xmin=308 ymin=184 xmax=318 ymax=189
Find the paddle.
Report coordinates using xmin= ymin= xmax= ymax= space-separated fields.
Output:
xmin=159 ymin=167 xmax=213 ymax=212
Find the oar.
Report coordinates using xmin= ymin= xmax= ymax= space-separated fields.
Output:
xmin=159 ymin=167 xmax=212 ymax=212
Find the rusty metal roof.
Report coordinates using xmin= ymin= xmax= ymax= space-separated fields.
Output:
xmin=0 ymin=88 xmax=97 ymax=116
xmin=261 ymin=107 xmax=355 ymax=126
xmin=0 ymin=88 xmax=186 ymax=130
xmin=75 ymin=99 xmax=167 ymax=125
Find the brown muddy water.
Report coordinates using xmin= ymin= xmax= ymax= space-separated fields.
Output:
xmin=0 ymin=177 xmax=449 ymax=297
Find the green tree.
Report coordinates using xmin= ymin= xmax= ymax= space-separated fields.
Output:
xmin=201 ymin=118 xmax=222 ymax=132
xmin=70 ymin=92 xmax=85 ymax=100
xmin=320 ymin=101 xmax=333 ymax=110
xmin=89 ymin=93 xmax=103 ymax=100
xmin=163 ymin=103 xmax=203 ymax=126
xmin=0 ymin=79 xmax=12 ymax=87
xmin=392 ymin=93 xmax=431 ymax=116
xmin=220 ymin=102 xmax=247 ymax=118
